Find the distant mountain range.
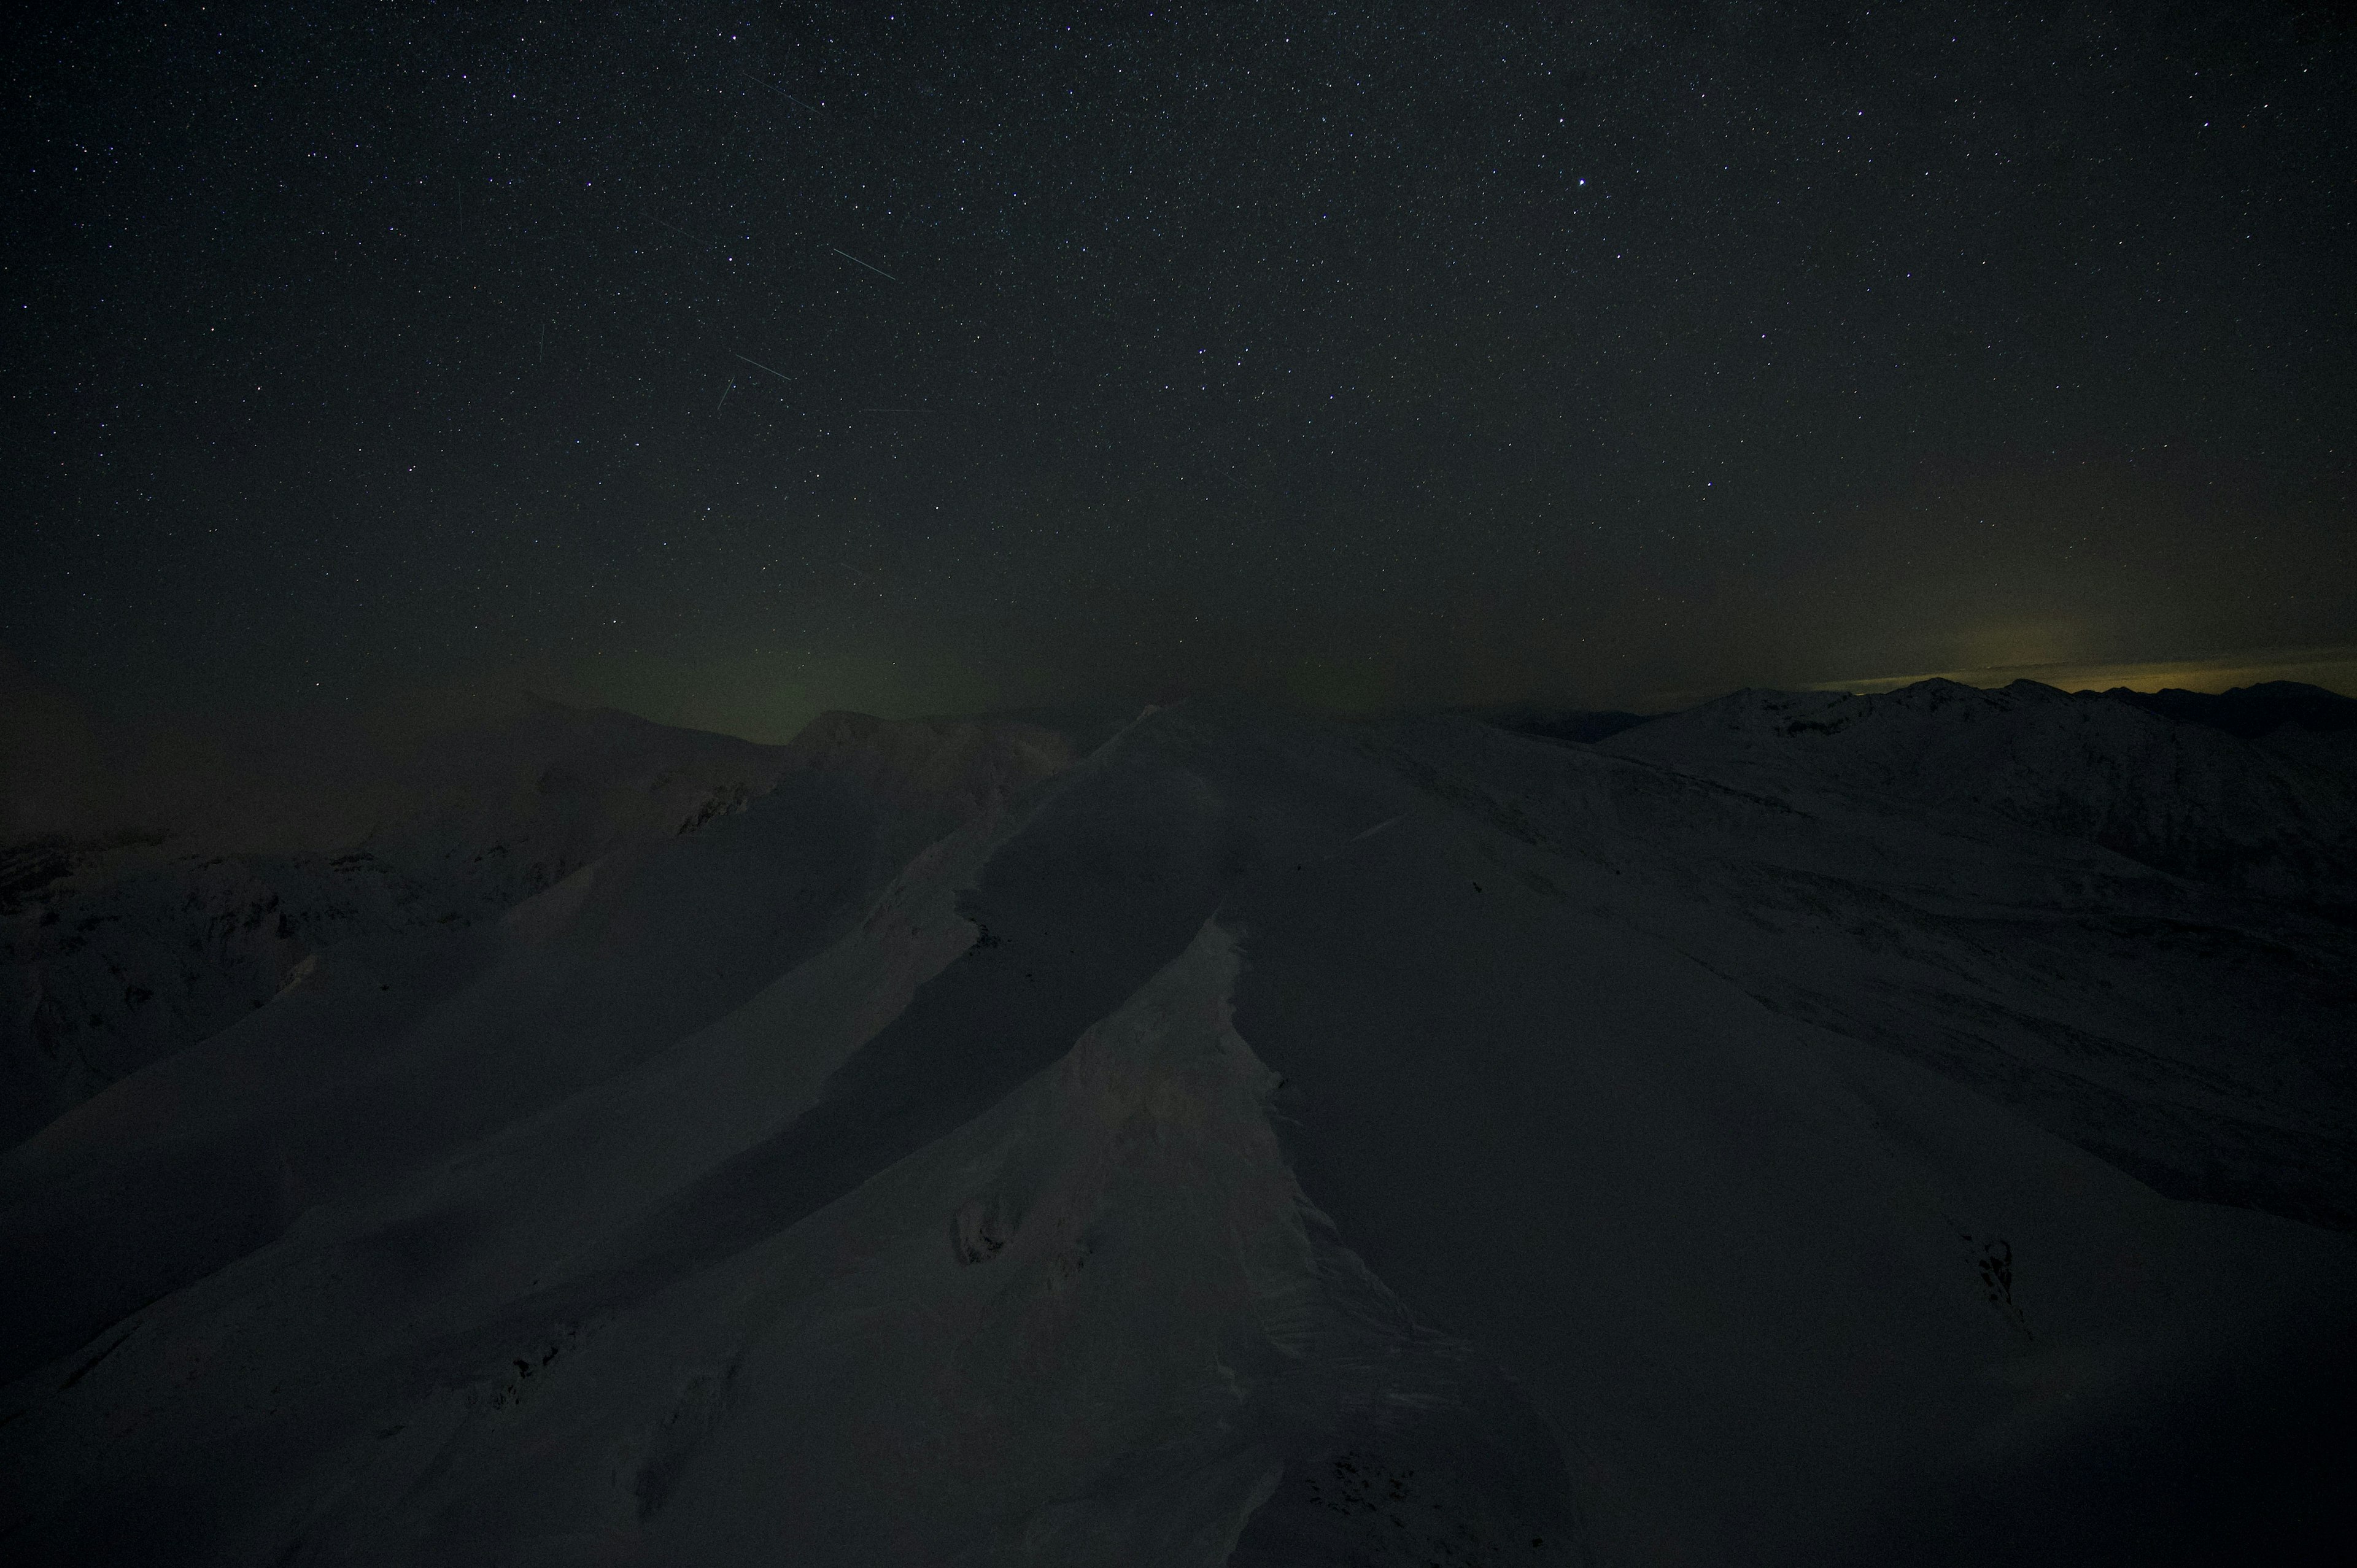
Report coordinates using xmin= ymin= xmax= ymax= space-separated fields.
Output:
xmin=2092 ymin=679 xmax=2357 ymax=740
xmin=4 ymin=682 xmax=2353 ymax=1566
xmin=1606 ymin=678 xmax=2357 ymax=914
xmin=0 ymin=700 xmax=797 ymax=1146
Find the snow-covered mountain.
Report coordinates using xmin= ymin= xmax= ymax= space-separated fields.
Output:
xmin=2102 ymin=679 xmax=2357 ymax=781
xmin=2099 ymin=679 xmax=2357 ymax=744
xmin=0 ymin=700 xmax=807 ymax=1146
xmin=2 ymin=688 xmax=2351 ymax=1566
xmin=1601 ymin=678 xmax=2357 ymax=914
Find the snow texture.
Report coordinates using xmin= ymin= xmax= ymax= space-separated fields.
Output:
xmin=2 ymin=687 xmax=2352 ymax=1566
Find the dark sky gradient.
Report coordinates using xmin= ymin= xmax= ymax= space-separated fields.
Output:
xmin=6 ymin=1 xmax=2353 ymax=740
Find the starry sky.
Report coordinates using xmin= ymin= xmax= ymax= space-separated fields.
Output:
xmin=6 ymin=1 xmax=2354 ymax=741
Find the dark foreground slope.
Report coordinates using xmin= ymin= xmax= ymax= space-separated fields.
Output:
xmin=3 ymin=691 xmax=2352 ymax=1567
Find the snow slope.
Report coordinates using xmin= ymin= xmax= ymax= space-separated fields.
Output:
xmin=0 ymin=699 xmax=798 ymax=1143
xmin=2 ymin=691 xmax=2351 ymax=1566
xmin=1601 ymin=678 xmax=2357 ymax=913
xmin=2097 ymin=679 xmax=2357 ymax=744
xmin=0 ymin=706 xmax=1075 ymax=1387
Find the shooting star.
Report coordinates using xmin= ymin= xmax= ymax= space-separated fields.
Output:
xmin=743 ymin=74 xmax=822 ymax=114
xmin=831 ymin=247 xmax=899 ymax=282
xmin=732 ymin=352 xmax=794 ymax=387
xmin=646 ymin=214 xmax=716 ymax=247
xmin=857 ymin=407 xmax=935 ymax=414
xmin=717 ymin=378 xmax=736 ymax=412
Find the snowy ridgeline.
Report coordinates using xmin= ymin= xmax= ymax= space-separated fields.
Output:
xmin=2 ymin=682 xmax=2354 ymax=1566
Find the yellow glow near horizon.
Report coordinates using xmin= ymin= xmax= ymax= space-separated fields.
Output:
xmin=1798 ymin=646 xmax=2357 ymax=699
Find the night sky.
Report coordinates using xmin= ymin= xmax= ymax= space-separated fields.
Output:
xmin=7 ymin=1 xmax=2354 ymax=741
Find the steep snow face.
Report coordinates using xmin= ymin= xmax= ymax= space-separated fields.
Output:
xmin=0 ymin=701 xmax=797 ymax=1145
xmin=0 ymin=708 xmax=1077 ymax=1386
xmin=2 ymin=698 xmax=2352 ymax=1567
xmin=1601 ymin=678 xmax=2357 ymax=913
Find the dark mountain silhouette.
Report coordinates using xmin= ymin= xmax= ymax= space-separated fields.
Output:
xmin=2092 ymin=679 xmax=2357 ymax=739
xmin=1459 ymin=703 xmax=1657 ymax=746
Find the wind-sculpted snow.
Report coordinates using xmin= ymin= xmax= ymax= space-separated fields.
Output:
xmin=2 ymin=690 xmax=2352 ymax=1566
xmin=0 ymin=706 xmax=1075 ymax=1387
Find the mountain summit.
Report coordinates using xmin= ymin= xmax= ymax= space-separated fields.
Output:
xmin=4 ymin=686 xmax=2351 ymax=1566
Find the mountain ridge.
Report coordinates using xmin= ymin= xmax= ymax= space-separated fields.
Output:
xmin=4 ymin=685 xmax=2352 ymax=1565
